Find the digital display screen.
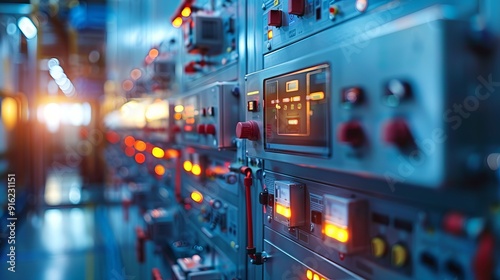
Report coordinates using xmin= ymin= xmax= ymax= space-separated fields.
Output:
xmin=264 ymin=65 xmax=330 ymax=156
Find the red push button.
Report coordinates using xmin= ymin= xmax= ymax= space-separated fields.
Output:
xmin=338 ymin=121 xmax=364 ymax=147
xmin=383 ymin=119 xmax=413 ymax=147
xmin=443 ymin=212 xmax=465 ymax=235
xmin=268 ymin=10 xmax=283 ymax=27
xmin=197 ymin=124 xmax=206 ymax=134
xmin=236 ymin=121 xmax=259 ymax=141
xmin=288 ymin=0 xmax=305 ymax=16
xmin=205 ymin=124 xmax=216 ymax=135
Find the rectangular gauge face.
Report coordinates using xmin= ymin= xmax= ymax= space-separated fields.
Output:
xmin=264 ymin=64 xmax=330 ymax=156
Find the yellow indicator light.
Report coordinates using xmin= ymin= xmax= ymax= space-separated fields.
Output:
xmin=313 ymin=274 xmax=320 ymax=280
xmin=172 ymin=17 xmax=183 ymax=28
xmin=324 ymin=223 xmax=349 ymax=243
xmin=174 ymin=113 xmax=182 ymax=120
xmin=183 ymin=161 xmax=193 ymax=172
xmin=288 ymin=119 xmax=298 ymax=125
xmin=174 ymin=105 xmax=184 ymax=113
xmin=309 ymin=91 xmax=325 ymax=101
xmin=134 ymin=140 xmax=146 ymax=151
xmin=247 ymin=91 xmax=259 ymax=96
xmin=154 ymin=164 xmax=165 ymax=176
xmin=192 ymin=164 xmax=201 ymax=176
xmin=152 ymin=147 xmax=165 ymax=158
xmin=191 ymin=191 xmax=203 ymax=203
xmin=267 ymin=30 xmax=273 ymax=40
xmin=292 ymin=96 xmax=301 ymax=102
xmin=181 ymin=6 xmax=192 ymax=17
xmin=306 ymin=270 xmax=313 ymax=280
xmin=275 ymin=204 xmax=291 ymax=218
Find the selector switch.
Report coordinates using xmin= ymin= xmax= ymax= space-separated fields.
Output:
xmin=311 ymin=210 xmax=322 ymax=225
xmin=338 ymin=121 xmax=364 ymax=147
xmin=385 ymin=79 xmax=412 ymax=106
xmin=268 ymin=10 xmax=283 ymax=27
xmin=383 ymin=119 xmax=413 ymax=147
xmin=236 ymin=121 xmax=259 ymax=141
xmin=288 ymin=0 xmax=305 ymax=16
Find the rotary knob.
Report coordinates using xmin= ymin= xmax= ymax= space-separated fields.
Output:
xmin=236 ymin=121 xmax=259 ymax=141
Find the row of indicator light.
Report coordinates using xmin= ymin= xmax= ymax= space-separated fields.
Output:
xmin=306 ymin=269 xmax=327 ymax=280
xmin=183 ymin=160 xmax=202 ymax=176
xmin=268 ymin=92 xmax=324 ymax=105
xmin=115 ymin=134 xmax=178 ymax=175
xmin=122 ymin=135 xmax=179 ymax=159
xmin=172 ymin=7 xmax=193 ymax=28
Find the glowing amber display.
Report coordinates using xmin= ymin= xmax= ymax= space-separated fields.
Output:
xmin=275 ymin=203 xmax=291 ymax=218
xmin=324 ymin=223 xmax=349 ymax=243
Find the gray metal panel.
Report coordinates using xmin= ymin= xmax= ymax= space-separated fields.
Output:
xmin=244 ymin=18 xmax=498 ymax=190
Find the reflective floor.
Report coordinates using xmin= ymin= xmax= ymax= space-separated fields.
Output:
xmin=0 ymin=171 xmax=169 ymax=280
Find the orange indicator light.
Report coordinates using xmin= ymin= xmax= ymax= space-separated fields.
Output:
xmin=154 ymin=164 xmax=165 ymax=176
xmin=134 ymin=140 xmax=146 ymax=151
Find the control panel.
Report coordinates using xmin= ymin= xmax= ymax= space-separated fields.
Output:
xmin=174 ymin=82 xmax=240 ymax=149
xmin=174 ymin=0 xmax=240 ymax=85
xmin=262 ymin=0 xmax=391 ymax=53
xmin=261 ymin=171 xmax=489 ymax=280
xmin=241 ymin=18 xmax=498 ymax=189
